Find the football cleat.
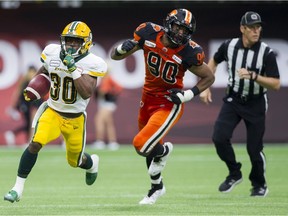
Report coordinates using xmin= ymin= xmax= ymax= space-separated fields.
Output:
xmin=4 ymin=190 xmax=20 ymax=203
xmin=86 ymin=154 xmax=99 ymax=185
xmin=148 ymin=142 xmax=173 ymax=176
xmin=139 ymin=185 xmax=166 ymax=205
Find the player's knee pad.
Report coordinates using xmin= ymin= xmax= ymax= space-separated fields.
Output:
xmin=133 ymin=135 xmax=143 ymax=150
xmin=133 ymin=135 xmax=148 ymax=155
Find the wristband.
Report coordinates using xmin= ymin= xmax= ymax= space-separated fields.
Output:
xmin=71 ymin=70 xmax=81 ymax=80
xmin=116 ymin=44 xmax=126 ymax=54
xmin=191 ymin=86 xmax=200 ymax=96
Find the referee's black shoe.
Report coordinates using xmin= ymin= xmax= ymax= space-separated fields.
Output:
xmin=219 ymin=175 xmax=243 ymax=193
xmin=250 ymin=186 xmax=269 ymax=197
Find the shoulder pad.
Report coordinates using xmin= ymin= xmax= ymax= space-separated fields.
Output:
xmin=43 ymin=44 xmax=61 ymax=56
xmin=134 ymin=22 xmax=163 ymax=47
xmin=41 ymin=44 xmax=61 ymax=63
xmin=181 ymin=41 xmax=205 ymax=67
xmin=80 ymin=53 xmax=107 ymax=78
xmin=135 ymin=22 xmax=163 ymax=35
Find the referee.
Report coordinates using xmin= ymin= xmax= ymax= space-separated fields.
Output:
xmin=200 ymin=11 xmax=280 ymax=197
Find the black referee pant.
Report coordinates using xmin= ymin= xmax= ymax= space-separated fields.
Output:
xmin=212 ymin=95 xmax=267 ymax=188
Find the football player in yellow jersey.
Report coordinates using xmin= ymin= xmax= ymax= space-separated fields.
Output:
xmin=4 ymin=21 xmax=107 ymax=203
xmin=111 ymin=9 xmax=214 ymax=204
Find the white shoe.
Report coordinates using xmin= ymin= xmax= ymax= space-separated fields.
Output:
xmin=139 ymin=186 xmax=166 ymax=205
xmin=91 ymin=140 xmax=106 ymax=150
xmin=86 ymin=154 xmax=99 ymax=185
xmin=4 ymin=190 xmax=21 ymax=203
xmin=107 ymin=142 xmax=120 ymax=151
xmin=4 ymin=131 xmax=15 ymax=147
xmin=148 ymin=142 xmax=173 ymax=176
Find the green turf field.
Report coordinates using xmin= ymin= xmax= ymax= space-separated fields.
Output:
xmin=1 ymin=144 xmax=287 ymax=215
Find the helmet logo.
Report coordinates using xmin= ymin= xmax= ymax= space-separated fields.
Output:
xmin=68 ymin=21 xmax=81 ymax=35
xmin=183 ymin=9 xmax=192 ymax=25
xmin=169 ymin=9 xmax=178 ymax=16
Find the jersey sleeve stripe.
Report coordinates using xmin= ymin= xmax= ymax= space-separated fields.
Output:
xmin=88 ymin=71 xmax=106 ymax=77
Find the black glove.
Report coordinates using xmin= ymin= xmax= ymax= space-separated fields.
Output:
xmin=116 ymin=39 xmax=137 ymax=54
xmin=165 ymin=88 xmax=194 ymax=105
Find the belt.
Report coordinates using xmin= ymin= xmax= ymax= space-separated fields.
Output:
xmin=229 ymin=91 xmax=264 ymax=103
xmin=55 ymin=110 xmax=83 ymax=118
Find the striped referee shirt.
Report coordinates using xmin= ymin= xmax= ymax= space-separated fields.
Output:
xmin=213 ymin=38 xmax=280 ymax=96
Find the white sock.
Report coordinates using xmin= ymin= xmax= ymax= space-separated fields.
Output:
xmin=11 ymin=176 xmax=26 ymax=196
xmin=87 ymin=155 xmax=99 ymax=173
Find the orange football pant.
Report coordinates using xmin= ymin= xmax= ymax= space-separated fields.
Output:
xmin=133 ymin=93 xmax=184 ymax=155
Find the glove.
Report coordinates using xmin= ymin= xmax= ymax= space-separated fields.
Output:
xmin=23 ymin=89 xmax=31 ymax=102
xmin=116 ymin=39 xmax=137 ymax=54
xmin=165 ymin=88 xmax=194 ymax=105
xmin=63 ymin=51 xmax=76 ymax=73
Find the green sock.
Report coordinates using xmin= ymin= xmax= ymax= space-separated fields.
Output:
xmin=17 ymin=148 xmax=38 ymax=178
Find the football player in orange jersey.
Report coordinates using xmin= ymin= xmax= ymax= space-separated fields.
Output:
xmin=111 ymin=8 xmax=214 ymax=204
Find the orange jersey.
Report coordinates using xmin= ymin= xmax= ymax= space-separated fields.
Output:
xmin=133 ymin=22 xmax=205 ymax=97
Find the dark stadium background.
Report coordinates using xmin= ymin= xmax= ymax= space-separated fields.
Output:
xmin=0 ymin=1 xmax=287 ymax=145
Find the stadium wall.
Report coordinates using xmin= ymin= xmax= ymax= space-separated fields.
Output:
xmin=0 ymin=2 xmax=287 ymax=145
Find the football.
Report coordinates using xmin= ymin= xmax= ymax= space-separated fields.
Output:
xmin=25 ymin=73 xmax=50 ymax=101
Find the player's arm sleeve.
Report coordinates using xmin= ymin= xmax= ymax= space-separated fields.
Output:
xmin=133 ymin=22 xmax=153 ymax=48
xmin=184 ymin=45 xmax=205 ymax=68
